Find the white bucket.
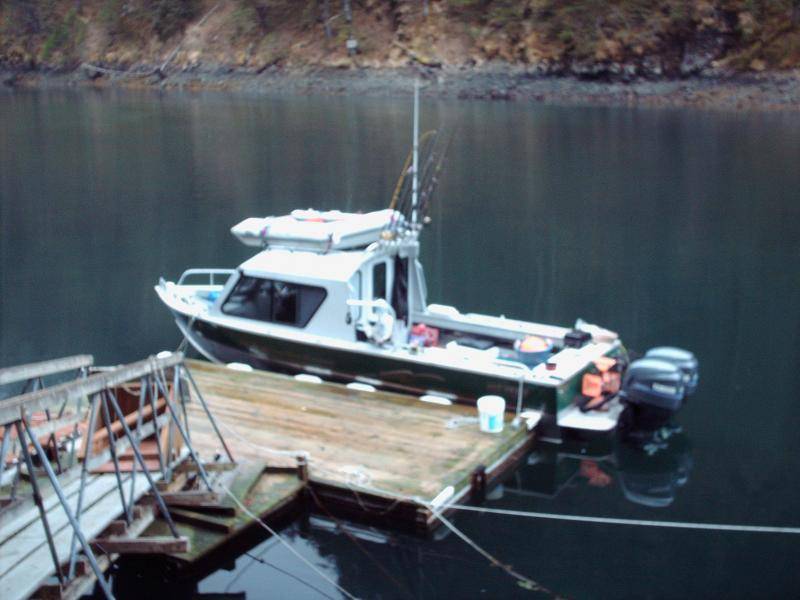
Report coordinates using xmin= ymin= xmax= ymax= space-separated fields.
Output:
xmin=477 ymin=395 xmax=506 ymax=433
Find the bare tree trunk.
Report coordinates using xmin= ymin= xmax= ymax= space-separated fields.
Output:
xmin=254 ymin=2 xmax=268 ymax=33
xmin=793 ymin=0 xmax=800 ymax=26
xmin=342 ymin=0 xmax=357 ymax=55
xmin=321 ymin=0 xmax=332 ymax=38
xmin=422 ymin=0 xmax=429 ymax=17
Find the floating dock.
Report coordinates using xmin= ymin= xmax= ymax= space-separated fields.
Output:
xmin=0 ymin=353 xmax=538 ymax=599
xmin=184 ymin=359 xmax=537 ymax=533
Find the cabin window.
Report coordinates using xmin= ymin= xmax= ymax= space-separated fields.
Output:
xmin=222 ymin=275 xmax=326 ymax=328
xmin=372 ymin=262 xmax=387 ymax=300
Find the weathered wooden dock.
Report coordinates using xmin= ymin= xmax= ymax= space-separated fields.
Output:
xmin=185 ymin=359 xmax=537 ymax=533
xmin=0 ymin=353 xmax=538 ymax=598
xmin=0 ymin=353 xmax=246 ymax=600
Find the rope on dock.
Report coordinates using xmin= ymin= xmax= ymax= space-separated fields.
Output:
xmin=216 ymin=480 xmax=359 ymax=600
xmin=213 ymin=415 xmax=310 ymax=461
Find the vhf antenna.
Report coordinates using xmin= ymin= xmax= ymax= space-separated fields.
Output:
xmin=411 ymin=80 xmax=420 ymax=229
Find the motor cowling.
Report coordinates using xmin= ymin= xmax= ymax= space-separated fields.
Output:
xmin=644 ymin=347 xmax=699 ymax=396
xmin=619 ymin=358 xmax=685 ymax=413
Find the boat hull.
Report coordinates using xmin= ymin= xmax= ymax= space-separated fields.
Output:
xmin=176 ymin=314 xmax=561 ymax=414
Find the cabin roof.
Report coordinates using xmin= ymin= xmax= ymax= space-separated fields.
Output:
xmin=231 ymin=208 xmax=402 ymax=252
xmin=239 ymin=248 xmax=370 ymax=283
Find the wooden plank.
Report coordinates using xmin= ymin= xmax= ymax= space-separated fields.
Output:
xmin=1 ymin=414 xmax=169 ymax=536
xmin=144 ymin=470 xmax=304 ymax=566
xmin=0 ymin=355 xmax=93 ymax=386
xmin=87 ymin=399 xmax=165 ymax=454
xmin=0 ymin=476 xmax=122 ymax=577
xmin=24 ymin=412 xmax=83 ymax=443
xmin=155 ymin=471 xmax=189 ymax=492
xmin=168 ymin=508 xmax=235 ymax=534
xmin=163 ymin=501 xmax=237 ymax=516
xmin=91 ymin=536 xmax=189 ymax=554
xmin=174 ymin=461 xmax=237 ymax=473
xmin=156 ymin=491 xmax=225 ymax=505
xmin=0 ymin=353 xmax=183 ymax=426
xmin=104 ymin=521 xmax=129 ymax=536
xmin=0 ymin=474 xmax=106 ymax=544
xmin=84 ymin=413 xmax=170 ymax=473
xmin=44 ymin=506 xmax=155 ymax=600
xmin=0 ymin=473 xmax=159 ymax=600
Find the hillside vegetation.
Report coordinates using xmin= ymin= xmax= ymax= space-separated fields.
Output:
xmin=1 ymin=0 xmax=800 ymax=79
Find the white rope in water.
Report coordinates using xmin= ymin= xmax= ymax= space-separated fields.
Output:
xmin=438 ymin=504 xmax=800 ymax=535
xmin=216 ymin=480 xmax=358 ymax=600
xmin=335 ymin=470 xmax=557 ymax=595
xmin=429 ymin=507 xmax=561 ymax=597
xmin=336 ymin=467 xmax=800 ymax=536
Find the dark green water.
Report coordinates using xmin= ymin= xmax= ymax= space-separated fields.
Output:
xmin=2 ymin=88 xmax=800 ymax=599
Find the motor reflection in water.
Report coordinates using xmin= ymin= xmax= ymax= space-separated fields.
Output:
xmin=506 ymin=409 xmax=693 ymax=509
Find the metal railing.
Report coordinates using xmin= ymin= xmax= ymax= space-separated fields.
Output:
xmin=0 ymin=353 xmax=234 ymax=600
xmin=177 ymin=268 xmax=235 ymax=286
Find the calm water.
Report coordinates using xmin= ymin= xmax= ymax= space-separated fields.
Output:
xmin=2 ymin=89 xmax=800 ymax=599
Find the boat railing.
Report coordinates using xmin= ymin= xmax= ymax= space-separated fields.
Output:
xmin=177 ymin=268 xmax=236 ymax=286
xmin=492 ymin=357 xmax=531 ymax=374
xmin=491 ymin=358 xmax=533 ymax=417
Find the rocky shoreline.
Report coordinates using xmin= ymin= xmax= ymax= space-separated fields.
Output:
xmin=3 ymin=65 xmax=800 ymax=111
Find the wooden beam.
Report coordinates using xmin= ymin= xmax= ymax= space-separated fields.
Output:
xmin=174 ymin=461 xmax=237 ymax=473
xmin=90 ymin=536 xmax=189 ymax=554
xmin=162 ymin=501 xmax=236 ymax=516
xmin=0 ymin=353 xmax=183 ymax=426
xmin=0 ymin=355 xmax=93 ymax=386
xmin=169 ymin=507 xmax=235 ymax=534
xmin=155 ymin=471 xmax=189 ymax=492
xmin=154 ymin=490 xmax=225 ymax=505
xmin=84 ymin=413 xmax=170 ymax=473
xmin=25 ymin=412 xmax=82 ymax=442
xmin=88 ymin=398 xmax=165 ymax=453
xmin=104 ymin=521 xmax=128 ymax=536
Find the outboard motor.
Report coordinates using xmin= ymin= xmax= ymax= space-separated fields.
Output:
xmin=644 ymin=347 xmax=699 ymax=396
xmin=619 ymin=358 xmax=685 ymax=432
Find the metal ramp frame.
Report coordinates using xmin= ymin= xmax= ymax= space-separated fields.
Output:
xmin=0 ymin=352 xmax=233 ymax=600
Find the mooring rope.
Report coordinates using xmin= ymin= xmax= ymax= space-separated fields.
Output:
xmin=307 ymin=486 xmax=417 ymax=600
xmin=430 ymin=508 xmax=563 ymax=598
xmin=216 ymin=480 xmax=358 ymax=600
xmin=333 ymin=465 xmax=800 ymax=536
xmin=335 ymin=467 xmax=558 ymax=596
xmin=243 ymin=551 xmax=339 ymax=600
xmin=435 ymin=504 xmax=800 ymax=535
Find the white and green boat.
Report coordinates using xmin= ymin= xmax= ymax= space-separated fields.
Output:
xmin=156 ymin=88 xmax=697 ymax=436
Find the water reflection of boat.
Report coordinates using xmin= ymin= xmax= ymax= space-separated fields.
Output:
xmin=155 ymin=86 xmax=698 ymax=436
xmin=504 ymin=425 xmax=693 ymax=508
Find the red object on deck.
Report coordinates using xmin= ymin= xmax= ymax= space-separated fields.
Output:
xmin=411 ymin=324 xmax=440 ymax=347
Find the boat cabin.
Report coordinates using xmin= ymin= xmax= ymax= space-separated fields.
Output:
xmin=173 ymin=209 xmax=602 ymax=366
xmin=185 ymin=210 xmax=420 ymax=345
